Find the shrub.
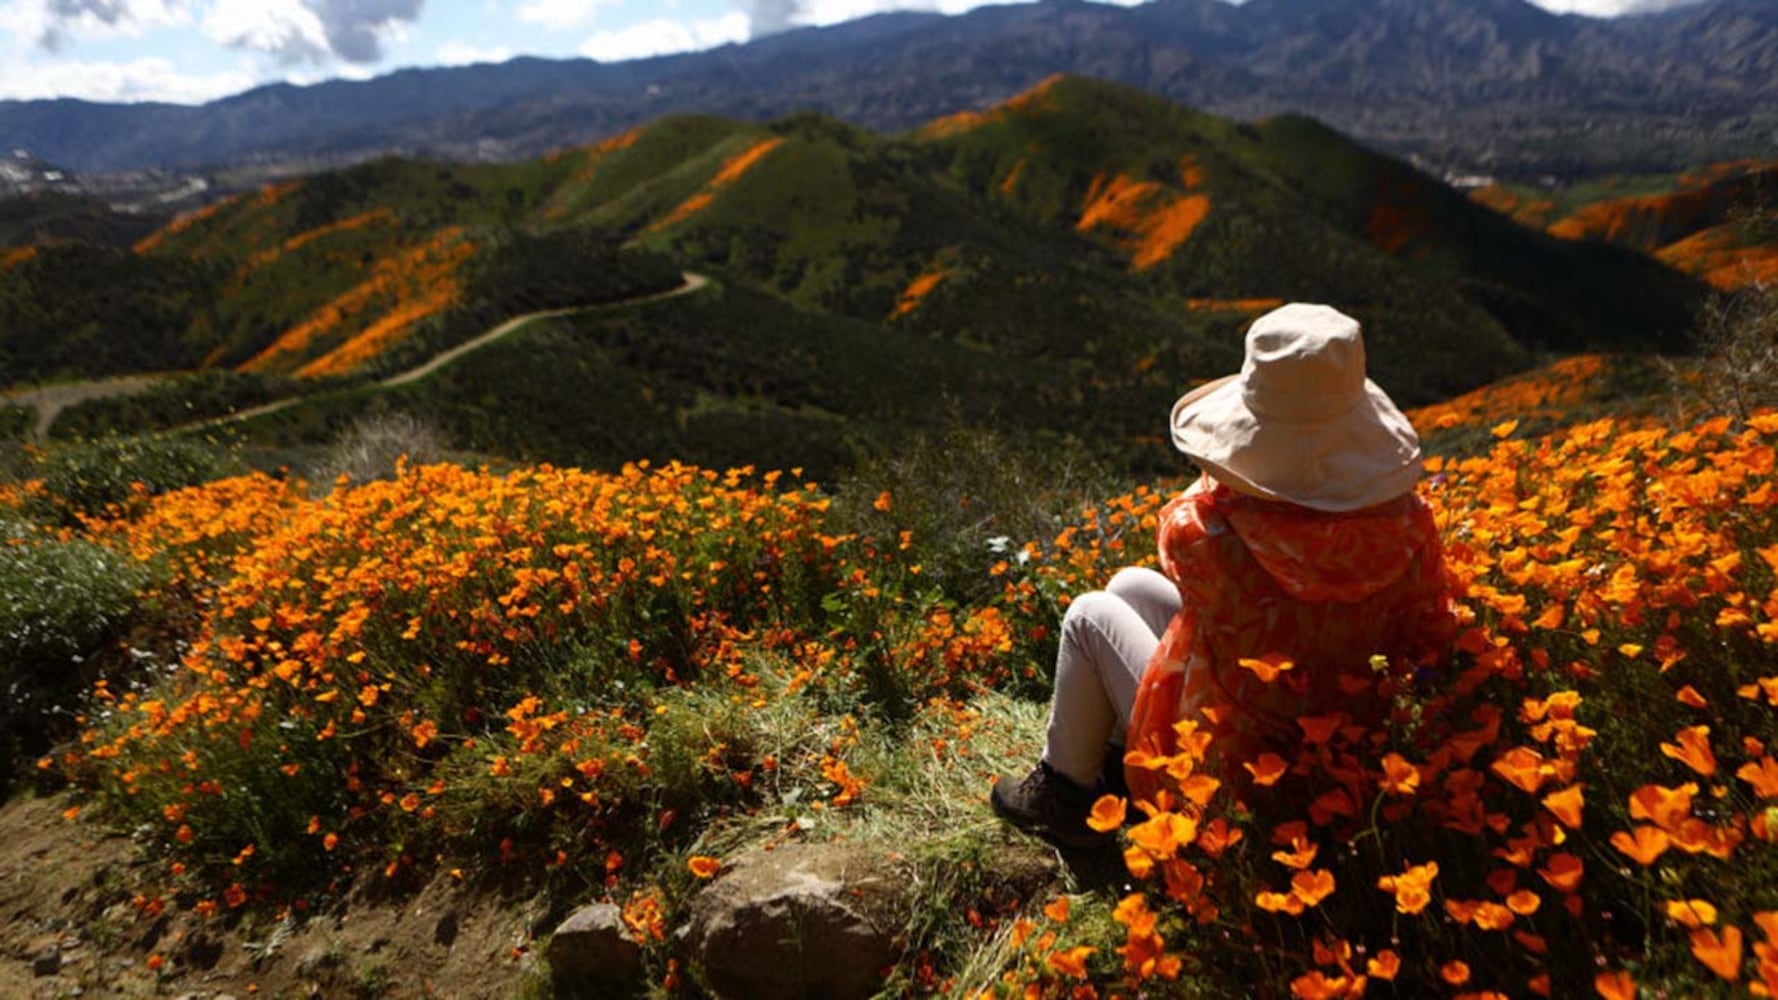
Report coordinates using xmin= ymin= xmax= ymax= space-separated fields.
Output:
xmin=831 ymin=423 xmax=1129 ymax=609
xmin=0 ymin=404 xmax=30 ymax=441
xmin=310 ymin=411 xmax=446 ymax=486
xmin=0 ymin=518 xmax=147 ymax=793
xmin=1678 ymin=282 xmax=1778 ymax=418
xmin=23 ymin=435 xmax=228 ymax=525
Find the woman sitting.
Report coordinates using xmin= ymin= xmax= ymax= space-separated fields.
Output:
xmin=992 ymin=303 xmax=1455 ymax=848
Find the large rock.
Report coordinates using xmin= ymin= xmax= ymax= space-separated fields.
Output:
xmin=546 ymin=902 xmax=641 ymax=988
xmin=679 ymin=844 xmax=911 ymax=1000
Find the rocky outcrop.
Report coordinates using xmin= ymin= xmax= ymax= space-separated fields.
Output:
xmin=677 ymin=844 xmax=912 ymax=1000
xmin=546 ymin=902 xmax=642 ymax=989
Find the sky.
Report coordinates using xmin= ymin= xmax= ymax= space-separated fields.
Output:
xmin=0 ymin=0 xmax=1708 ymax=105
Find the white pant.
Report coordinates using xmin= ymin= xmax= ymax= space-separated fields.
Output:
xmin=1041 ymin=566 xmax=1182 ymax=787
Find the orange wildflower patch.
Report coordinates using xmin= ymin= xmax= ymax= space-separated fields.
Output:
xmin=650 ymin=136 xmax=784 ymax=232
xmin=890 ymin=269 xmax=949 ymax=320
xmin=242 ymin=226 xmax=475 ymax=376
xmin=1468 ymin=184 xmax=1559 ymax=229
xmin=1366 ymin=186 xmax=1434 ymax=255
xmin=916 ymin=74 xmax=1069 ymax=141
xmin=1658 ymin=226 xmax=1778 ymax=290
xmin=132 ymin=193 xmax=241 ymax=254
xmin=1075 ymin=171 xmax=1210 ymax=271
xmin=1406 ymin=354 xmax=1607 ymax=434
xmin=235 ymin=208 xmax=397 ymax=282
xmin=1184 ymin=297 xmax=1287 ymax=314
xmin=0 ymin=245 xmax=38 ymax=271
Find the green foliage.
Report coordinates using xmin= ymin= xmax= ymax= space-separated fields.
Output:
xmin=0 ymin=190 xmax=164 ymax=248
xmin=48 ymin=369 xmax=306 ymax=439
xmin=22 ymin=435 xmax=230 ymax=525
xmin=830 ymin=423 xmax=1127 ymax=608
xmin=0 ymin=243 xmax=219 ymax=382
xmin=0 ymin=404 xmax=29 ymax=441
xmin=0 ymin=520 xmax=147 ymax=793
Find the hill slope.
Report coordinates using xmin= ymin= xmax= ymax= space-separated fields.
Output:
xmin=3 ymin=79 xmax=1708 ymax=478
xmin=1473 ymin=159 xmax=1778 ymax=290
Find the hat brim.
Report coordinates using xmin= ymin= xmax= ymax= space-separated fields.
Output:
xmin=1170 ymin=375 xmax=1422 ymax=512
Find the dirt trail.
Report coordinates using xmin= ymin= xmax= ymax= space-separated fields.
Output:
xmin=383 ymin=271 xmax=709 ymax=388
xmin=1 ymin=375 xmax=167 ymax=442
xmin=5 ymin=272 xmax=712 ymax=440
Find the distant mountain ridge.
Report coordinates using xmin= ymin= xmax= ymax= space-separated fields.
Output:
xmin=4 ymin=0 xmax=1776 ymax=179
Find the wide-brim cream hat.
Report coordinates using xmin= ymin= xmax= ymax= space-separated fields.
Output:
xmin=1170 ymin=303 xmax=1422 ymax=512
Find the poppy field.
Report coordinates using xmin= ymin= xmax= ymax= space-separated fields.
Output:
xmin=7 ymin=357 xmax=1778 ymax=996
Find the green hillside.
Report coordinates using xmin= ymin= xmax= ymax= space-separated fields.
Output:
xmin=3 ymin=75 xmax=1713 ymax=474
xmin=918 ymin=77 xmax=1701 ymax=368
xmin=1472 ymin=158 xmax=1778 ymax=292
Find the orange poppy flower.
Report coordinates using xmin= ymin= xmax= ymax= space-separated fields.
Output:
xmin=1377 ymin=861 xmax=1439 ymax=914
xmin=687 ymin=855 xmax=722 ymax=879
xmin=1290 ymin=870 xmax=1336 ymax=908
xmin=1659 ymin=726 xmax=1718 ymax=777
xmin=1236 ymin=653 xmax=1295 ymax=684
xmin=1298 ymin=715 xmax=1345 ymax=745
xmin=1129 ymin=812 xmax=1198 ymax=859
xmin=1666 ymin=899 xmax=1720 ymax=928
xmin=1491 ymin=746 xmax=1553 ymax=795
xmin=1441 ymin=960 xmax=1471 ymax=985
xmin=1610 ymin=826 xmax=1671 ymax=867
xmin=1628 ymin=782 xmax=1698 ymax=831
xmin=1538 ymin=852 xmax=1583 ymax=893
xmin=1245 ymin=753 xmax=1289 ymax=786
xmin=1380 ymin=753 xmax=1420 ymax=796
xmin=1542 ymin=784 xmax=1585 ymax=828
xmin=1738 ymin=758 xmax=1778 ymax=799
xmin=1045 ymin=946 xmax=1096 ymax=979
xmin=1472 ymin=901 xmax=1516 ymax=931
xmin=1196 ymin=818 xmax=1243 ymax=857
xmin=1755 ymin=911 xmax=1778 ymax=941
xmin=1087 ymin=795 xmax=1127 ymax=833
xmin=1367 ymin=950 xmax=1400 ymax=980
xmin=1255 ymin=890 xmax=1305 ymax=916
xmin=1690 ymin=926 xmax=1744 ymax=981
xmin=1593 ymin=970 xmax=1636 ymax=1000
xmin=1506 ymin=890 xmax=1542 ymax=916
xmin=1043 ymin=897 xmax=1071 ymax=923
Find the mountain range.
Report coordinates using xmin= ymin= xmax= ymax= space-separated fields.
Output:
xmin=4 ymin=0 xmax=1777 ymax=180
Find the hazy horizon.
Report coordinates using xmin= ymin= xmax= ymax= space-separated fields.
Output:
xmin=0 ymin=0 xmax=1715 ymax=107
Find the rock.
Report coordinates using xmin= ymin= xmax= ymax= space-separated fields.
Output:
xmin=678 ymin=843 xmax=910 ymax=1000
xmin=295 ymin=945 xmax=340 ymax=977
xmin=545 ymin=903 xmax=640 ymax=987
xmin=31 ymin=945 xmax=60 ymax=976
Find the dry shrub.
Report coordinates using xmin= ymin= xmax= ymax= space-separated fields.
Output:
xmin=316 ymin=411 xmax=445 ymax=487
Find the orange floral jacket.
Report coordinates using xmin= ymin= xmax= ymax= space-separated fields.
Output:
xmin=1126 ymin=477 xmax=1456 ymax=804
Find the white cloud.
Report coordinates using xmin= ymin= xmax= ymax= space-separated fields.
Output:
xmin=201 ymin=0 xmax=329 ymax=63
xmin=0 ymin=52 xmax=255 ymax=101
xmin=1531 ymin=0 xmax=1705 ymax=13
xmin=516 ymin=0 xmax=617 ymax=30
xmin=577 ymin=13 xmax=747 ymax=62
xmin=1 ymin=0 xmax=192 ymax=50
xmin=436 ymin=38 xmax=513 ymax=65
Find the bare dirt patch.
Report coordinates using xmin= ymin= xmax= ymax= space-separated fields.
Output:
xmin=0 ymin=795 xmax=547 ymax=999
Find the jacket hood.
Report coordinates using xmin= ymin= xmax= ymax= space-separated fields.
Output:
xmin=1221 ymin=494 xmax=1432 ymax=604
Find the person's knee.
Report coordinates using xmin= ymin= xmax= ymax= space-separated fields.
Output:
xmin=1062 ymin=591 xmax=1117 ymax=641
xmin=1106 ymin=566 xmax=1163 ymax=598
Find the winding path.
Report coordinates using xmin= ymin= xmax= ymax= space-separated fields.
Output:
xmin=2 ymin=271 xmax=711 ymax=440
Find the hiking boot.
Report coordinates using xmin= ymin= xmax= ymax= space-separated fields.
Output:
xmin=990 ymin=761 xmax=1107 ymax=850
xmin=1099 ymin=742 xmax=1129 ymax=800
